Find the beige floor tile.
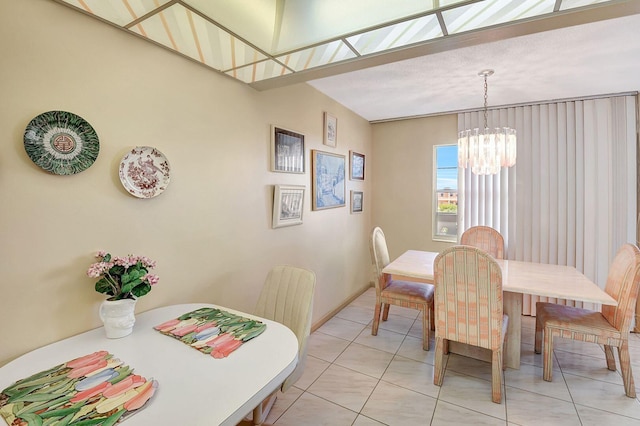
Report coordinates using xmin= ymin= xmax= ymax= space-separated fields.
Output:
xmin=265 ymin=387 xmax=304 ymax=424
xmin=377 ymin=313 xmax=416 ymax=335
xmin=333 ymin=343 xmax=394 ymax=379
xmin=354 ymin=326 xmax=406 ymax=354
xmin=272 ymin=392 xmax=358 ymax=426
xmin=381 ymin=355 xmax=440 ymax=398
xmin=407 ymin=318 xmax=426 ymax=339
xmin=307 ymin=332 xmax=351 ymax=363
xmin=555 ymin=350 xmax=624 ymax=385
xmin=437 ymin=370 xmax=507 ymax=419
xmin=431 ymin=400 xmax=506 ymax=425
xmin=553 ymin=338 xmax=606 ymax=357
xmin=564 ymin=373 xmax=640 ymax=418
xmin=352 ymin=415 xmax=386 ymax=425
xmin=504 ymin=363 xmax=572 ymax=402
xmin=384 ymin=304 xmax=421 ymax=320
xmin=307 ymin=364 xmax=378 ymax=412
xmin=316 ymin=316 xmax=367 ymax=341
xmin=278 ymin=292 xmax=640 ymax=425
xmin=445 ymin=353 xmax=495 ymax=382
xmin=294 ymin=355 xmax=331 ymax=390
xmin=396 ymin=334 xmax=436 ymax=365
xmin=505 ymin=386 xmax=581 ymax=426
xmin=335 ymin=305 xmax=374 ymax=325
xmin=576 ymin=403 xmax=640 ymax=426
xmin=361 ymin=381 xmax=437 ymax=425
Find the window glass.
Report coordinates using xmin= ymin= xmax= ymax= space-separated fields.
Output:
xmin=433 ymin=145 xmax=458 ymax=241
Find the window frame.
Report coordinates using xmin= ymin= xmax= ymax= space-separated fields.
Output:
xmin=432 ymin=144 xmax=458 ymax=243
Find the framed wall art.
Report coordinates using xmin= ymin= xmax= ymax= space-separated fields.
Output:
xmin=272 ymin=184 xmax=305 ymax=228
xmin=351 ymin=191 xmax=363 ymax=214
xmin=312 ymin=150 xmax=345 ymax=210
xmin=350 ymin=150 xmax=365 ymax=180
xmin=323 ymin=112 xmax=337 ymax=148
xmin=271 ymin=126 xmax=305 ymax=173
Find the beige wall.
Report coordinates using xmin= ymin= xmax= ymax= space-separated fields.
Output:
xmin=0 ymin=0 xmax=372 ymax=364
xmin=371 ymin=115 xmax=458 ymax=259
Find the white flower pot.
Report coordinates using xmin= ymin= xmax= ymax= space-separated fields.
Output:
xmin=99 ymin=298 xmax=137 ymax=338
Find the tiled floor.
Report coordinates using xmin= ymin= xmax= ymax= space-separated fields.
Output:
xmin=261 ymin=287 xmax=640 ymax=425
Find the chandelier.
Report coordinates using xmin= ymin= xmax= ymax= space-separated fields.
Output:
xmin=458 ymin=70 xmax=516 ymax=175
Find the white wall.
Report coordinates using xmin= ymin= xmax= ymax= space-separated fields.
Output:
xmin=0 ymin=0 xmax=372 ymax=365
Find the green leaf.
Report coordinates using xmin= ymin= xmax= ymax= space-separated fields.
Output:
xmin=94 ymin=278 xmax=113 ymax=296
xmin=131 ymin=283 xmax=151 ymax=298
xmin=122 ymin=269 xmax=144 ymax=285
xmin=102 ymin=254 xmax=111 ymax=262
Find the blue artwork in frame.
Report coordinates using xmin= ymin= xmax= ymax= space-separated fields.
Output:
xmin=312 ymin=150 xmax=345 ymax=210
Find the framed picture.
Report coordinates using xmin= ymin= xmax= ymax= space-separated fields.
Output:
xmin=323 ymin=112 xmax=337 ymax=147
xmin=351 ymin=190 xmax=363 ymax=213
xmin=312 ymin=150 xmax=345 ymax=210
xmin=272 ymin=185 xmax=305 ymax=228
xmin=350 ymin=151 xmax=365 ymax=180
xmin=271 ymin=126 xmax=305 ymax=173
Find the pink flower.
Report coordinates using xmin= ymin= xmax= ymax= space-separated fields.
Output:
xmin=87 ymin=261 xmax=114 ymax=278
xmin=143 ymin=273 xmax=160 ymax=286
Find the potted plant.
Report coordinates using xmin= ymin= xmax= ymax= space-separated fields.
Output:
xmin=87 ymin=251 xmax=159 ymax=338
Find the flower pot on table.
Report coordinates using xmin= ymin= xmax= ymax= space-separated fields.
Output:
xmin=99 ymin=298 xmax=137 ymax=338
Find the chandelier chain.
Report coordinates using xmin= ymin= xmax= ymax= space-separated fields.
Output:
xmin=483 ymin=74 xmax=489 ymax=129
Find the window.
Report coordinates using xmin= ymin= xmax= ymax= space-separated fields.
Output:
xmin=433 ymin=145 xmax=458 ymax=242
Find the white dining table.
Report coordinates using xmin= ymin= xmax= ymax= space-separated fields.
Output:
xmin=383 ymin=250 xmax=617 ymax=368
xmin=0 ymin=304 xmax=299 ymax=426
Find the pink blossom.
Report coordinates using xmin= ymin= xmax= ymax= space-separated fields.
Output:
xmin=87 ymin=261 xmax=114 ymax=278
xmin=143 ymin=273 xmax=160 ymax=286
xmin=96 ymin=250 xmax=107 ymax=258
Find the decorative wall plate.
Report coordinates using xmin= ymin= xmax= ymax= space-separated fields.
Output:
xmin=119 ymin=146 xmax=171 ymax=198
xmin=23 ymin=110 xmax=100 ymax=175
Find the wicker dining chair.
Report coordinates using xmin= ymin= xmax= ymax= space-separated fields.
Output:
xmin=460 ymin=226 xmax=505 ymax=259
xmin=370 ymin=226 xmax=435 ymax=350
xmin=242 ymin=265 xmax=316 ymax=425
xmin=535 ymin=243 xmax=640 ymax=397
xmin=433 ymin=245 xmax=509 ymax=403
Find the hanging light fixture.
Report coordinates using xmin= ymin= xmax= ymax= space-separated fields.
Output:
xmin=458 ymin=69 xmax=516 ymax=175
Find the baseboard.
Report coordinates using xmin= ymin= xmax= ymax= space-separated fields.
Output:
xmin=311 ymin=282 xmax=373 ymax=333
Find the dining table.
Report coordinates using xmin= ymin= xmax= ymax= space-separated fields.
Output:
xmin=382 ymin=250 xmax=618 ymax=369
xmin=0 ymin=303 xmax=299 ymax=426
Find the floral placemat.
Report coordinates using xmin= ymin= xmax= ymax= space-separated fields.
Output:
xmin=154 ymin=307 xmax=267 ymax=358
xmin=0 ymin=351 xmax=158 ymax=426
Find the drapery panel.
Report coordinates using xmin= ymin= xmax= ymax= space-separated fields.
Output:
xmin=459 ymin=95 xmax=637 ymax=315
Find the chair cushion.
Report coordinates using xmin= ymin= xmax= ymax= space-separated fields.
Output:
xmin=537 ymin=302 xmax=622 ymax=341
xmin=381 ymin=279 xmax=434 ymax=303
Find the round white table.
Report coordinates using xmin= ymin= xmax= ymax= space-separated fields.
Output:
xmin=0 ymin=304 xmax=299 ymax=426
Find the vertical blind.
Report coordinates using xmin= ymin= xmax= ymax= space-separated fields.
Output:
xmin=459 ymin=95 xmax=637 ymax=315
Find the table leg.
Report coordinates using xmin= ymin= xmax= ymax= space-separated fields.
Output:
xmin=503 ymin=291 xmax=522 ymax=369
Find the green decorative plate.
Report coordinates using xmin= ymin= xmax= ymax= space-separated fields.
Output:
xmin=23 ymin=110 xmax=100 ymax=175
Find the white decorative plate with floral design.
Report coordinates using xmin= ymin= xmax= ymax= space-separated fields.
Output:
xmin=119 ymin=147 xmax=171 ymax=198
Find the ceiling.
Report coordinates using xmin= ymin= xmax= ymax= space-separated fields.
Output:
xmin=53 ymin=0 xmax=640 ymax=122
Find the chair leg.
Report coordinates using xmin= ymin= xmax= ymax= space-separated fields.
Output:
xmin=542 ymin=326 xmax=554 ymax=382
xmin=604 ymin=345 xmax=616 ymax=371
xmin=372 ymin=302 xmax=382 ymax=335
xmin=502 ymin=335 xmax=508 ymax=371
xmin=236 ymin=391 xmax=278 ymax=426
xmin=434 ymin=337 xmax=445 ymax=386
xmin=422 ymin=305 xmax=430 ymax=351
xmin=491 ymin=349 xmax=503 ymax=404
xmin=430 ymin=302 xmax=435 ymax=331
xmin=382 ymin=303 xmax=390 ymax=321
xmin=534 ymin=315 xmax=542 ymax=354
xmin=618 ymin=341 xmax=637 ymax=398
